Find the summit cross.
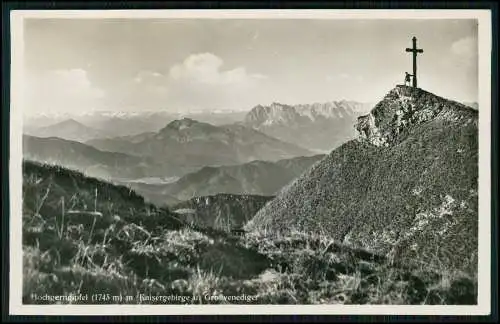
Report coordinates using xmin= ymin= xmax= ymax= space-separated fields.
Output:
xmin=405 ymin=36 xmax=424 ymax=88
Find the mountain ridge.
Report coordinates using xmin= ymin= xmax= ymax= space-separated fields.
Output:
xmin=243 ymin=100 xmax=372 ymax=152
xmin=245 ymin=100 xmax=371 ymax=126
xmin=24 ymin=118 xmax=109 ymax=142
xmin=21 ymin=135 xmax=187 ymax=180
xmin=86 ymin=117 xmax=315 ymax=177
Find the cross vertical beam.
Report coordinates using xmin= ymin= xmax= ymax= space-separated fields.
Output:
xmin=405 ymin=36 xmax=424 ymax=88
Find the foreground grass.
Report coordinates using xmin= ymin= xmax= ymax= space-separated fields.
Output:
xmin=22 ymin=161 xmax=477 ymax=305
xmin=23 ymin=221 xmax=476 ymax=305
xmin=241 ymin=230 xmax=476 ymax=304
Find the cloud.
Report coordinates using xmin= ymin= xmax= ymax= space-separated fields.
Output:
xmin=451 ymin=36 xmax=478 ymax=61
xmin=134 ymin=70 xmax=164 ymax=84
xmin=168 ymin=53 xmax=266 ymax=86
xmin=121 ymin=53 xmax=269 ymax=112
xmin=133 ymin=70 xmax=169 ymax=95
xmin=163 ymin=53 xmax=268 ymax=111
xmin=25 ymin=68 xmax=105 ymax=115
xmin=24 ymin=54 xmax=269 ymax=114
xmin=103 ymin=70 xmax=170 ymax=111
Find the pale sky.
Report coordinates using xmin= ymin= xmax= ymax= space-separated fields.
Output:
xmin=23 ymin=18 xmax=478 ymax=115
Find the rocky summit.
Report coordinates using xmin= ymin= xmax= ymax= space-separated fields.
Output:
xmin=356 ymin=85 xmax=477 ymax=147
xmin=246 ymin=85 xmax=478 ymax=274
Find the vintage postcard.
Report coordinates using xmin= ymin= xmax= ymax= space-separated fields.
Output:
xmin=8 ymin=9 xmax=492 ymax=316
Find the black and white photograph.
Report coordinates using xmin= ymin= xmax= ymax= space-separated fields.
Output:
xmin=7 ymin=9 xmax=492 ymax=316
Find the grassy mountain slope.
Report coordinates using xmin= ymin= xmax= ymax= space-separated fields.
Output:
xmin=22 ymin=160 xmax=476 ymax=305
xmin=247 ymin=86 xmax=478 ymax=276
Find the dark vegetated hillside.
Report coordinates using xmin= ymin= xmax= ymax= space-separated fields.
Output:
xmin=124 ymin=154 xmax=325 ymax=206
xmin=165 ymin=166 xmax=245 ymax=201
xmin=275 ymin=154 xmax=326 ymax=174
xmin=22 ymin=160 xmax=173 ymax=228
xmin=247 ymin=86 xmax=478 ymax=276
xmin=22 ymin=160 xmax=477 ymax=305
xmin=115 ymin=181 xmax=182 ymax=207
xmin=172 ymin=194 xmax=273 ymax=231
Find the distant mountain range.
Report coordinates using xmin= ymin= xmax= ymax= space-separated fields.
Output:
xmin=247 ymin=85 xmax=478 ymax=275
xmin=86 ymin=118 xmax=314 ymax=174
xmin=24 ymin=119 xmax=108 ymax=142
xmin=23 ymin=99 xmax=476 ymax=148
xmin=243 ymin=101 xmax=372 ymax=152
xmin=24 ymin=100 xmax=372 ymax=151
xmin=24 ymin=110 xmax=250 ymax=138
xmin=24 ymin=117 xmax=319 ymax=188
xmin=120 ymin=154 xmax=325 ymax=206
